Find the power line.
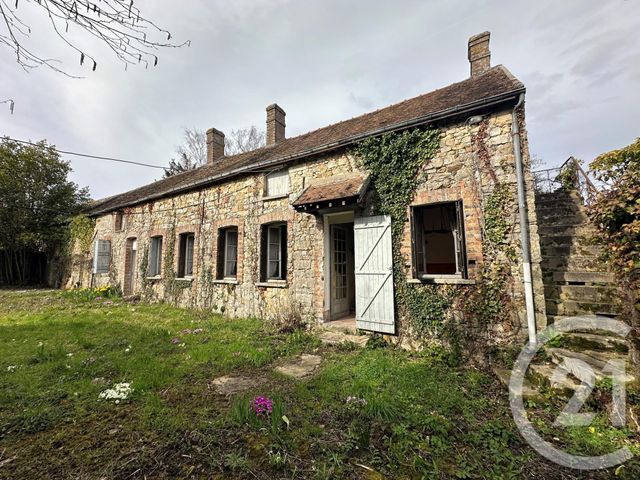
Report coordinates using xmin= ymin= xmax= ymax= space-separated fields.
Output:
xmin=3 ymin=137 xmax=167 ymax=170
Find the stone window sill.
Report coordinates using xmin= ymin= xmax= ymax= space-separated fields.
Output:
xmin=174 ymin=277 xmax=193 ymax=283
xmin=261 ymin=194 xmax=289 ymax=202
xmin=145 ymin=275 xmax=162 ymax=281
xmin=407 ymin=277 xmax=475 ymax=285
xmin=255 ymin=281 xmax=288 ymax=288
xmin=212 ymin=278 xmax=238 ymax=285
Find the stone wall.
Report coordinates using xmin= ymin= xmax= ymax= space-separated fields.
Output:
xmin=69 ymin=104 xmax=545 ymax=337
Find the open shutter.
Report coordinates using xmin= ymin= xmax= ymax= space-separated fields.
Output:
xmin=354 ymin=215 xmax=395 ymax=334
xmin=454 ymin=201 xmax=467 ymax=278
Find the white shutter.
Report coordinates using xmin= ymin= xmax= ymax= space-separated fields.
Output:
xmin=354 ymin=215 xmax=395 ymax=334
xmin=265 ymin=170 xmax=289 ymax=197
xmin=93 ymin=241 xmax=99 ymax=273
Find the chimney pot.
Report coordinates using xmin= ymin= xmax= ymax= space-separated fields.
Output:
xmin=468 ymin=31 xmax=491 ymax=77
xmin=206 ymin=128 xmax=225 ymax=164
xmin=266 ymin=103 xmax=286 ymax=145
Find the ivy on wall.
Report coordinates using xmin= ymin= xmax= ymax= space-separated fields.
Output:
xmin=353 ymin=124 xmax=518 ymax=350
xmin=69 ymin=215 xmax=95 ymax=253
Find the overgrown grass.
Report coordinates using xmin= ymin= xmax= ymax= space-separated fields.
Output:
xmin=0 ymin=290 xmax=638 ymax=479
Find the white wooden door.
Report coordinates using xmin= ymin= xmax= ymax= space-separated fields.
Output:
xmin=354 ymin=215 xmax=395 ymax=334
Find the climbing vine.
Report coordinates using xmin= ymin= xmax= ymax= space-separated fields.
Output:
xmin=69 ymin=215 xmax=95 ymax=253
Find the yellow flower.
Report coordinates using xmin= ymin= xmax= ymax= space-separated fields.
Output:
xmin=589 ymin=426 xmax=596 ymax=434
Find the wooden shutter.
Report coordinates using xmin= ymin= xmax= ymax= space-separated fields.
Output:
xmin=266 ymin=170 xmax=289 ymax=197
xmin=216 ymin=230 xmax=225 ymax=279
xmin=454 ymin=201 xmax=467 ymax=278
xmin=354 ymin=215 xmax=395 ymax=334
xmin=260 ymin=226 xmax=268 ymax=281
xmin=280 ymin=224 xmax=287 ymax=280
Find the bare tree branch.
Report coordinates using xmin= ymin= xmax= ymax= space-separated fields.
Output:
xmin=0 ymin=0 xmax=188 ymax=76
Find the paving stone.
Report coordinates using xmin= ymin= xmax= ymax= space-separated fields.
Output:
xmin=275 ymin=354 xmax=322 ymax=379
xmin=210 ymin=375 xmax=266 ymax=395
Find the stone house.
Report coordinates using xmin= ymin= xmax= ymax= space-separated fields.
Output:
xmin=69 ymin=32 xmax=546 ymax=342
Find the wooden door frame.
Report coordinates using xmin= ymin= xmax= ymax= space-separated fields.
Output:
xmin=322 ymin=210 xmax=355 ymax=322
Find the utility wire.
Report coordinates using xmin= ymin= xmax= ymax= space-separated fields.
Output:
xmin=3 ymin=137 xmax=167 ymax=170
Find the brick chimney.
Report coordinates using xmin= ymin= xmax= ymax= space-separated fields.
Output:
xmin=468 ymin=31 xmax=491 ymax=77
xmin=266 ymin=104 xmax=286 ymax=145
xmin=206 ymin=128 xmax=225 ymax=164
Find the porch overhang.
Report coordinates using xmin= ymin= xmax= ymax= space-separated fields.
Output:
xmin=292 ymin=174 xmax=370 ymax=213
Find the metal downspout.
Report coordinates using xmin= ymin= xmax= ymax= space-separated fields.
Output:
xmin=512 ymin=93 xmax=537 ymax=346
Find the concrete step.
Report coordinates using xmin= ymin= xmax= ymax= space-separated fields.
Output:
xmin=546 ymin=347 xmax=634 ymax=383
xmin=550 ymin=271 xmax=616 ymax=285
xmin=545 ymin=299 xmax=622 ymax=317
xmin=544 ymin=285 xmax=619 ymax=303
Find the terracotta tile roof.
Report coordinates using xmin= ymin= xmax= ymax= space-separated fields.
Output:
xmin=292 ymin=174 xmax=369 ymax=208
xmin=86 ymin=66 xmax=524 ymax=216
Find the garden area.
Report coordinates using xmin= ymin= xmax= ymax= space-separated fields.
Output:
xmin=0 ymin=289 xmax=638 ymax=479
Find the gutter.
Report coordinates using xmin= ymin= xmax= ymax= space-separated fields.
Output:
xmin=87 ymin=87 xmax=525 ymax=216
xmin=511 ymin=93 xmax=537 ymax=346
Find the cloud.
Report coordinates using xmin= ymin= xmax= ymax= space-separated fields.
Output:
xmin=1 ymin=0 xmax=638 ymax=196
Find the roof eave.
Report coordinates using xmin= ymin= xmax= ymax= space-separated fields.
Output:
xmin=86 ymin=87 xmax=525 ymax=216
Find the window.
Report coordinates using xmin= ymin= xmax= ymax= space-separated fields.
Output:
xmin=114 ymin=211 xmax=124 ymax=232
xmin=177 ymin=233 xmax=195 ymax=278
xmin=148 ymin=236 xmax=163 ymax=277
xmin=411 ymin=201 xmax=466 ymax=278
xmin=93 ymin=239 xmax=111 ymax=274
xmin=264 ymin=169 xmax=289 ymax=197
xmin=217 ymin=227 xmax=238 ymax=279
xmin=260 ymin=223 xmax=287 ymax=281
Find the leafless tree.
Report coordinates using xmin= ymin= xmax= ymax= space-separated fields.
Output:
xmin=225 ymin=125 xmax=265 ymax=155
xmin=164 ymin=126 xmax=265 ymax=177
xmin=0 ymin=0 xmax=188 ymax=76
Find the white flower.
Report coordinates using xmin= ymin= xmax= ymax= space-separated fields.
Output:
xmin=37 ymin=341 xmax=43 ymax=347
xmin=99 ymin=382 xmax=134 ymax=402
xmin=66 ymin=353 xmax=74 ymax=357
xmin=7 ymin=365 xmax=16 ymax=372
xmin=124 ymin=345 xmax=131 ymax=353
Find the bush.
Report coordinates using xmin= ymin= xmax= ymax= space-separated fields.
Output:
xmin=64 ymin=285 xmax=122 ymax=302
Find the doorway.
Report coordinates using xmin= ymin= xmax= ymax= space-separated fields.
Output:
xmin=123 ymin=238 xmax=137 ymax=296
xmin=324 ymin=212 xmax=355 ymax=321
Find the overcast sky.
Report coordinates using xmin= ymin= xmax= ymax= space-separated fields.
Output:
xmin=1 ymin=0 xmax=639 ymax=200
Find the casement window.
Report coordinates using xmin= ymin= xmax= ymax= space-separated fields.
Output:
xmin=177 ymin=233 xmax=195 ymax=278
xmin=411 ymin=201 xmax=467 ymax=278
xmin=114 ymin=211 xmax=124 ymax=232
xmin=93 ymin=239 xmax=111 ymax=274
xmin=217 ymin=227 xmax=238 ymax=279
xmin=148 ymin=236 xmax=163 ymax=277
xmin=260 ymin=223 xmax=287 ymax=281
xmin=264 ymin=169 xmax=289 ymax=197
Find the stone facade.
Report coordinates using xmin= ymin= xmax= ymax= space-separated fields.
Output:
xmin=68 ymin=105 xmax=546 ymax=337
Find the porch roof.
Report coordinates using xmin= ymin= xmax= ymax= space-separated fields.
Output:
xmin=292 ymin=174 xmax=370 ymax=212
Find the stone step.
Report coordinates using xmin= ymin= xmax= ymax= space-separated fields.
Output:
xmin=318 ymin=330 xmax=369 ymax=347
xmin=493 ymin=367 xmax=542 ymax=399
xmin=546 ymin=347 xmax=634 ymax=383
xmin=550 ymin=271 xmax=616 ymax=285
xmin=538 ymin=234 xmax=597 ymax=248
xmin=541 ymin=256 xmax=608 ymax=272
xmin=561 ymin=332 xmax=629 ymax=353
xmin=544 ymin=285 xmax=619 ymax=303
xmin=546 ymin=314 xmax=621 ymax=327
xmin=546 ymin=299 xmax=622 ymax=317
xmin=541 ymin=244 xmax=602 ymax=257
xmin=528 ymin=363 xmax=580 ymax=395
xmin=538 ymin=223 xmax=597 ymax=236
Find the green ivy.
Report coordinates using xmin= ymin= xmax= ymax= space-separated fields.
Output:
xmin=69 ymin=215 xmax=95 ymax=253
xmin=353 ymin=128 xmax=451 ymax=337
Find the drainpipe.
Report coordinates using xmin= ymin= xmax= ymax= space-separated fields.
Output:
xmin=512 ymin=93 xmax=537 ymax=346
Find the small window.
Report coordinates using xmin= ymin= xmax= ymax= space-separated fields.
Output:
xmin=264 ymin=169 xmax=289 ymax=197
xmin=114 ymin=211 xmax=124 ymax=232
xmin=217 ymin=227 xmax=238 ymax=279
xmin=177 ymin=233 xmax=195 ymax=278
xmin=260 ymin=223 xmax=287 ymax=281
xmin=411 ymin=201 xmax=466 ymax=278
xmin=93 ymin=239 xmax=111 ymax=274
xmin=148 ymin=236 xmax=163 ymax=277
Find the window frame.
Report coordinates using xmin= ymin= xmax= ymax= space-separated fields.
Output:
xmin=410 ymin=200 xmax=467 ymax=280
xmin=93 ymin=239 xmax=111 ymax=274
xmin=260 ymin=222 xmax=287 ymax=282
xmin=217 ymin=226 xmax=238 ymax=280
xmin=148 ymin=236 xmax=163 ymax=277
xmin=114 ymin=211 xmax=124 ymax=232
xmin=264 ymin=169 xmax=290 ymax=198
xmin=177 ymin=232 xmax=195 ymax=278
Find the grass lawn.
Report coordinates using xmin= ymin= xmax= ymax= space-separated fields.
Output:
xmin=0 ymin=290 xmax=638 ymax=479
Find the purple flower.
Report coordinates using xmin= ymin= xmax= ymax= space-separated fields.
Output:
xmin=251 ymin=395 xmax=273 ymax=417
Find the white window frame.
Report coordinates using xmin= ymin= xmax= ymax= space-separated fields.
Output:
xmin=148 ymin=236 xmax=163 ymax=277
xmin=178 ymin=233 xmax=195 ymax=278
xmin=223 ymin=228 xmax=238 ymax=279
